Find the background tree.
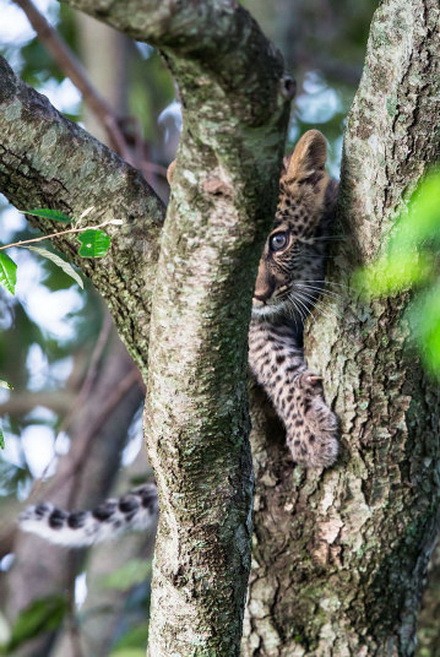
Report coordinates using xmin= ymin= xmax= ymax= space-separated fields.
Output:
xmin=1 ymin=1 xmax=439 ymax=656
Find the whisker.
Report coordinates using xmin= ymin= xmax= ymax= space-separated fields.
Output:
xmin=292 ymin=291 xmax=322 ymax=326
xmin=286 ymin=299 xmax=303 ymax=332
xmin=304 ymin=302 xmax=335 ymax=325
xmin=296 ymin=287 xmax=324 ymax=302
xmin=295 ymin=283 xmax=342 ymax=301
xmin=294 ymin=290 xmax=338 ymax=324
xmin=300 ymin=279 xmax=348 ymax=290
xmin=292 ymin=292 xmax=313 ymax=320
xmin=287 ymin=291 xmax=308 ymax=319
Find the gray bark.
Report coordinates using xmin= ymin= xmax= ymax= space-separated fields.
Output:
xmin=3 ymin=0 xmax=438 ymax=655
xmin=0 ymin=55 xmax=164 ymax=376
xmin=244 ymin=1 xmax=440 ymax=655
xmin=1 ymin=2 xmax=292 ymax=655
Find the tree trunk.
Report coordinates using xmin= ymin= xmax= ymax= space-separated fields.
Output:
xmin=1 ymin=2 xmax=293 ymax=655
xmin=2 ymin=0 xmax=439 ymax=655
xmin=244 ymin=1 xmax=440 ymax=655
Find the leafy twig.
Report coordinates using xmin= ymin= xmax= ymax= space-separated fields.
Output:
xmin=0 ymin=219 xmax=122 ymax=251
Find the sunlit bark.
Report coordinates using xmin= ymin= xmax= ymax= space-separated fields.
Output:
xmin=244 ymin=1 xmax=440 ymax=655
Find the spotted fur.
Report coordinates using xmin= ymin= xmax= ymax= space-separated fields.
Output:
xmin=249 ymin=129 xmax=339 ymax=468
xmin=19 ymin=484 xmax=158 ymax=547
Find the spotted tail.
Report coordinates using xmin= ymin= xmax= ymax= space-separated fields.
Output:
xmin=19 ymin=484 xmax=158 ymax=548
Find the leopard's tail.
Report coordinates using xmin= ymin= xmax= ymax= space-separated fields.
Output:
xmin=18 ymin=483 xmax=158 ymax=548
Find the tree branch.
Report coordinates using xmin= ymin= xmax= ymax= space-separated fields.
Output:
xmin=58 ymin=0 xmax=295 ymax=119
xmin=245 ymin=1 xmax=440 ymax=654
xmin=1 ymin=1 xmax=294 ymax=653
xmin=0 ymin=391 xmax=74 ymax=417
xmin=52 ymin=2 xmax=294 ymax=655
xmin=0 ymin=56 xmax=165 ymax=375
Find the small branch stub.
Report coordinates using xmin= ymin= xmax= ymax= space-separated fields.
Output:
xmin=280 ymin=74 xmax=296 ymax=100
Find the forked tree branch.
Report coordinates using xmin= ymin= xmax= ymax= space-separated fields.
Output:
xmin=59 ymin=0 xmax=295 ymax=118
xmin=54 ymin=3 xmax=294 ymax=656
xmin=1 ymin=1 xmax=293 ymax=655
xmin=0 ymin=56 xmax=165 ymax=373
xmin=244 ymin=1 xmax=440 ymax=654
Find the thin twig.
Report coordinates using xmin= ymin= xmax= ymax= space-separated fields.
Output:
xmin=13 ymin=0 xmax=133 ymax=161
xmin=0 ymin=219 xmax=120 ymax=251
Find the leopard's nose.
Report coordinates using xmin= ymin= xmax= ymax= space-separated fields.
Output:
xmin=253 ymin=275 xmax=275 ymax=305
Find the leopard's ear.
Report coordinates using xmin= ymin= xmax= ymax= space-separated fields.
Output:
xmin=285 ymin=130 xmax=327 ymax=181
xmin=167 ymin=160 xmax=176 ymax=184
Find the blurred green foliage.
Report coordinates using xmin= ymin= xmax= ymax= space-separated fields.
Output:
xmin=102 ymin=558 xmax=152 ymax=591
xmin=108 ymin=621 xmax=150 ymax=657
xmin=0 ymin=595 xmax=68 ymax=655
xmin=354 ymin=170 xmax=440 ymax=377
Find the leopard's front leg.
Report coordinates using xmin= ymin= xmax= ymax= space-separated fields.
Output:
xmin=248 ymin=320 xmax=339 ymax=468
xmin=281 ymin=370 xmax=339 ymax=467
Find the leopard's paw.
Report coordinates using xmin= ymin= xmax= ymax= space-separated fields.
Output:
xmin=287 ymin=372 xmax=339 ymax=468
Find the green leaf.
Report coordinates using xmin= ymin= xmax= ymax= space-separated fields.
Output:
xmin=26 ymin=246 xmax=84 ymax=289
xmin=109 ymin=650 xmax=146 ymax=657
xmin=0 ymin=252 xmax=17 ymax=295
xmin=102 ymin=559 xmax=152 ymax=590
xmin=5 ymin=595 xmax=68 ymax=652
xmin=409 ymin=281 xmax=440 ymax=376
xmin=355 ymin=169 xmax=440 ymax=301
xmin=0 ymin=427 xmax=4 ymax=450
xmin=354 ymin=252 xmax=432 ymax=297
xmin=389 ymin=170 xmax=440 ymax=250
xmin=22 ymin=208 xmax=72 ymax=223
xmin=77 ymin=229 xmax=111 ymax=258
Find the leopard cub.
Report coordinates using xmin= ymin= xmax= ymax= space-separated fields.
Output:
xmin=248 ymin=129 xmax=339 ymax=468
xmin=18 ymin=130 xmax=339 ymax=548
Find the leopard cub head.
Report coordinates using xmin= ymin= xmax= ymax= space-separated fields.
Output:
xmin=252 ymin=130 xmax=336 ymax=323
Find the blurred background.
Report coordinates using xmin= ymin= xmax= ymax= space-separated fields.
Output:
xmin=1 ymin=2 xmax=412 ymax=657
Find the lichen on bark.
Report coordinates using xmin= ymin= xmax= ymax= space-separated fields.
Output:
xmin=3 ymin=0 xmax=439 ymax=654
xmin=1 ymin=1 xmax=294 ymax=655
xmin=0 ymin=56 xmax=165 ymax=375
xmin=244 ymin=1 xmax=440 ymax=655
xmin=245 ymin=250 xmax=440 ymax=654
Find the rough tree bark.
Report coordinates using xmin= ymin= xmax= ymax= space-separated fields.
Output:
xmin=244 ymin=1 xmax=440 ymax=656
xmin=1 ymin=0 xmax=439 ymax=656
xmin=0 ymin=56 xmax=165 ymax=374
xmin=0 ymin=1 xmax=292 ymax=655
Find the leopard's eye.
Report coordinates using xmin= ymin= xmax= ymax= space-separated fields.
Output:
xmin=269 ymin=231 xmax=289 ymax=252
